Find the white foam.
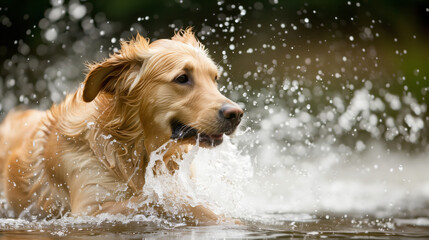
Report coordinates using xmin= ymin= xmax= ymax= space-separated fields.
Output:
xmin=140 ymin=137 xmax=253 ymax=218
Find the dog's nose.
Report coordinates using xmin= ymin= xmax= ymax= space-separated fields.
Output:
xmin=219 ymin=103 xmax=244 ymax=125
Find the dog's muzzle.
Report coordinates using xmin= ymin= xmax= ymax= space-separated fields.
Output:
xmin=170 ymin=103 xmax=243 ymax=147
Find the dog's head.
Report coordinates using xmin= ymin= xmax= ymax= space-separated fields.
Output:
xmin=82 ymin=29 xmax=243 ymax=151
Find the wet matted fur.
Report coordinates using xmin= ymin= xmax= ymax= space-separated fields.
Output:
xmin=0 ymin=29 xmax=243 ymax=223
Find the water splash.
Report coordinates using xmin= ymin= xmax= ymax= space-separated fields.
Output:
xmin=140 ymin=136 xmax=253 ymax=220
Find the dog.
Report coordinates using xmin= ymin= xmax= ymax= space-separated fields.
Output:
xmin=0 ymin=28 xmax=243 ymax=223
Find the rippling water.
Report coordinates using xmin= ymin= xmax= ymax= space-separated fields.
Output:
xmin=1 ymin=0 xmax=429 ymax=239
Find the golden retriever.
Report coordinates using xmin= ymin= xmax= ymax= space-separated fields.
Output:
xmin=0 ymin=28 xmax=243 ymax=223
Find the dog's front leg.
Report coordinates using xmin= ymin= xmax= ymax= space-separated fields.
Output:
xmin=91 ymin=196 xmax=152 ymax=216
xmin=91 ymin=196 xmax=221 ymax=224
xmin=185 ymin=205 xmax=242 ymax=224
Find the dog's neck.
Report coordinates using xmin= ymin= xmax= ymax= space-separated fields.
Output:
xmin=88 ymin=93 xmax=147 ymax=190
xmin=88 ymin=92 xmax=185 ymax=188
xmin=49 ymin=89 xmax=184 ymax=192
xmin=93 ymin=94 xmax=143 ymax=143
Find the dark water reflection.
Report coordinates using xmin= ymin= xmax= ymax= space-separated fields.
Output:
xmin=1 ymin=213 xmax=429 ymax=239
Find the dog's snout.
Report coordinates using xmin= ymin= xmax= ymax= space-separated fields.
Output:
xmin=219 ymin=104 xmax=243 ymax=124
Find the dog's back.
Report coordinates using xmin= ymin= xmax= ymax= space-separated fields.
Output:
xmin=0 ymin=110 xmax=45 ymax=189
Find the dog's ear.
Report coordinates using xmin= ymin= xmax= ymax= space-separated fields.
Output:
xmin=83 ymin=34 xmax=150 ymax=102
xmin=82 ymin=59 xmax=124 ymax=102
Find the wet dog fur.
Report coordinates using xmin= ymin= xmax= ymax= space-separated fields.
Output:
xmin=0 ymin=29 xmax=243 ymax=223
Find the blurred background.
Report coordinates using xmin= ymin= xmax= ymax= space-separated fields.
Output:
xmin=1 ymin=0 xmax=429 ymax=234
xmin=1 ymin=0 xmax=428 ymax=153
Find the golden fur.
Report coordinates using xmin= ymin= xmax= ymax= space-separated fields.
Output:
xmin=0 ymin=29 xmax=242 ymax=223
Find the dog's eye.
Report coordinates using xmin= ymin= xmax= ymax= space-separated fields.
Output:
xmin=174 ymin=74 xmax=189 ymax=84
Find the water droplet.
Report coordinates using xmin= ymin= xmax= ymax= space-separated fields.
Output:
xmin=69 ymin=3 xmax=87 ymax=20
xmin=45 ymin=28 xmax=58 ymax=41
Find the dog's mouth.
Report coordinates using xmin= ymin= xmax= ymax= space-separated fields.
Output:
xmin=170 ymin=121 xmax=226 ymax=147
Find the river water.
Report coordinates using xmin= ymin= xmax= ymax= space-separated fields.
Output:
xmin=0 ymin=0 xmax=428 ymax=239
